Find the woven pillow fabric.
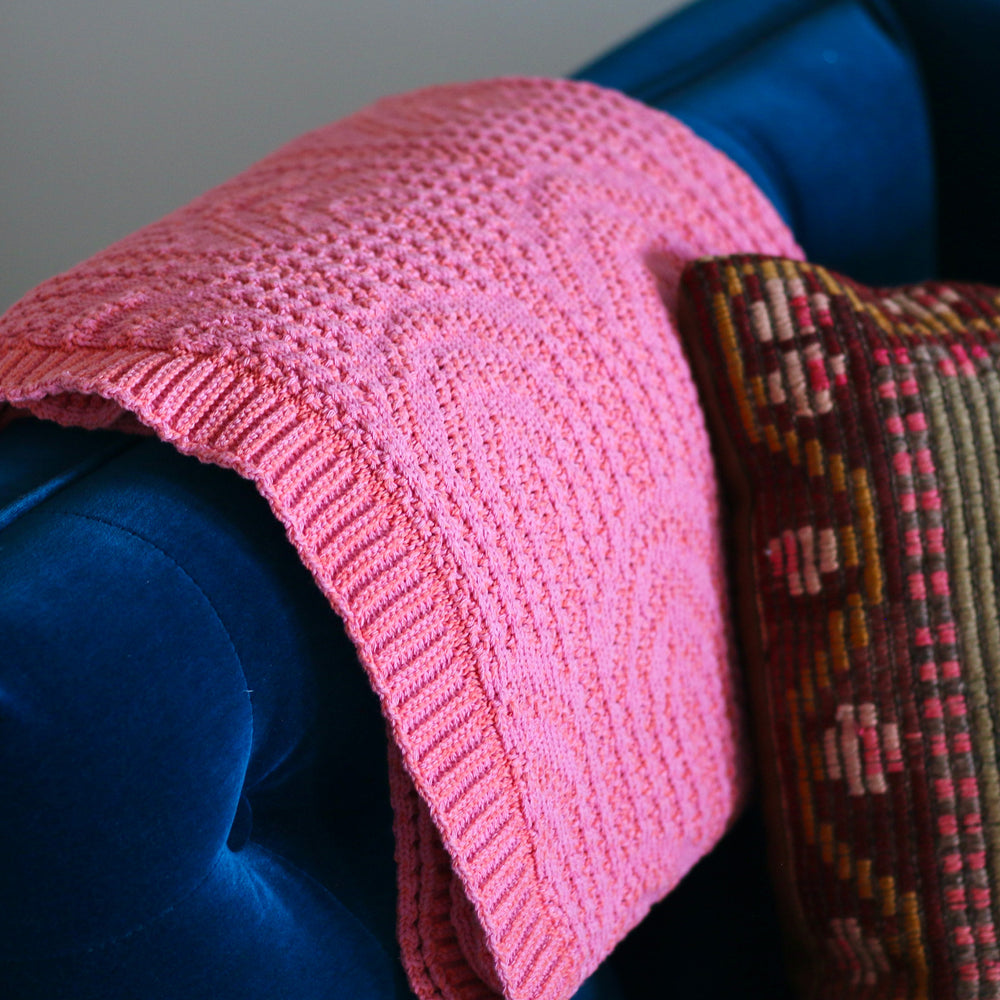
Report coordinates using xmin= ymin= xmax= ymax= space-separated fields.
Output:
xmin=678 ymin=255 xmax=1000 ymax=999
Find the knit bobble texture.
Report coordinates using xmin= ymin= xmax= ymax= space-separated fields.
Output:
xmin=0 ymin=78 xmax=800 ymax=999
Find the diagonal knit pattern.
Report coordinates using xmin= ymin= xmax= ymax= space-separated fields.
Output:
xmin=0 ymin=78 xmax=798 ymax=999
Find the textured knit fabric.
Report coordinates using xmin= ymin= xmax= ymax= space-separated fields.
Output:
xmin=0 ymin=78 xmax=798 ymax=1000
xmin=679 ymin=254 xmax=1000 ymax=998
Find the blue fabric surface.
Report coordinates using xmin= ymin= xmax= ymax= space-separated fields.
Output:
xmin=575 ymin=0 xmax=936 ymax=286
xmin=0 ymin=420 xmax=407 ymax=998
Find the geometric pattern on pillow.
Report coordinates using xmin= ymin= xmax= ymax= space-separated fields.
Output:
xmin=678 ymin=254 xmax=1000 ymax=999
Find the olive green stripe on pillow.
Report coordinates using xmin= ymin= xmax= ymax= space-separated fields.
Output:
xmin=916 ymin=333 xmax=1000 ymax=904
xmin=911 ymin=338 xmax=998 ymax=959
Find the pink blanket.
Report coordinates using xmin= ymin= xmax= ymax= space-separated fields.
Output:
xmin=0 ymin=78 xmax=798 ymax=998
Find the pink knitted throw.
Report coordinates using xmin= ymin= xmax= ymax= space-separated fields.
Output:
xmin=0 ymin=79 xmax=799 ymax=999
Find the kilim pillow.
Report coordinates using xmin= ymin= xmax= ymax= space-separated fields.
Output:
xmin=677 ymin=254 xmax=1000 ymax=999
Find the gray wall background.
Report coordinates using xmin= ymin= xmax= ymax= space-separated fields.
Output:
xmin=1 ymin=0 xmax=691 ymax=313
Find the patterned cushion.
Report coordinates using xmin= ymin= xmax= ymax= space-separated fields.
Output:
xmin=677 ymin=254 xmax=1000 ymax=997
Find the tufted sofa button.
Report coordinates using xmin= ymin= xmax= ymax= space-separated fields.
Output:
xmin=0 ymin=419 xmax=409 ymax=997
xmin=227 ymin=794 xmax=254 ymax=852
